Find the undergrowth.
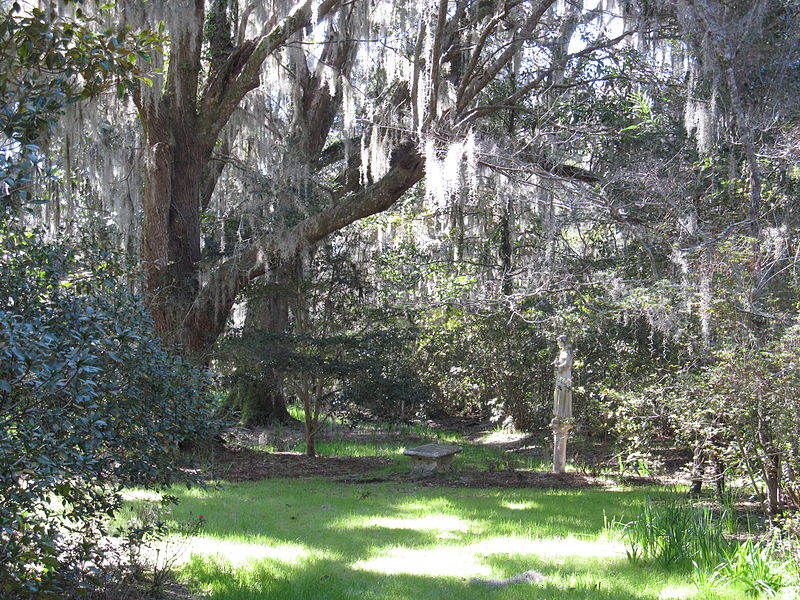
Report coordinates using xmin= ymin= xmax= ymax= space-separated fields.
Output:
xmin=615 ymin=496 xmax=796 ymax=597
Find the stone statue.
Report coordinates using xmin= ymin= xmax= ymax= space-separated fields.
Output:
xmin=553 ymin=335 xmax=573 ymax=418
xmin=551 ymin=335 xmax=574 ymax=473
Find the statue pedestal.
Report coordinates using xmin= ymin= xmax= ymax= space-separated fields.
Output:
xmin=551 ymin=417 xmax=574 ymax=474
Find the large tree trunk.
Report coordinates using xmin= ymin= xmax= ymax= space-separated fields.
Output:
xmin=134 ymin=0 xmax=340 ymax=362
xmin=228 ymin=377 xmax=294 ymax=426
xmin=136 ymin=0 xmax=210 ymax=357
xmin=226 ymin=262 xmax=299 ymax=426
xmin=142 ymin=127 xmax=206 ymax=352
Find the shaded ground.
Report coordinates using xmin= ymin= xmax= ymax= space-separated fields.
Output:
xmin=204 ymin=441 xmax=636 ymax=489
xmin=222 ymin=421 xmax=432 ymax=450
xmin=200 ymin=418 xmax=640 ymax=490
xmin=397 ymin=469 xmax=608 ymax=489
xmin=205 ymin=443 xmax=392 ymax=481
xmin=89 ymin=582 xmax=202 ymax=600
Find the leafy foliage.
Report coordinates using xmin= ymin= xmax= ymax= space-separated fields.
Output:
xmin=619 ymin=499 xmax=732 ymax=570
xmin=0 ymin=224 xmax=218 ymax=598
xmin=0 ymin=2 xmax=161 ymax=206
xmin=619 ymin=499 xmax=788 ymax=596
xmin=332 ymin=329 xmax=434 ymax=423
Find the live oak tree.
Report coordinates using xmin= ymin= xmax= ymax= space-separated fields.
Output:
xmin=65 ymin=0 xmax=643 ymax=423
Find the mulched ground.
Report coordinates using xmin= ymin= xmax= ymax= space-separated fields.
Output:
xmin=201 ymin=438 xmax=630 ymax=490
xmin=196 ymin=418 xmax=672 ymax=490
xmin=205 ymin=443 xmax=393 ymax=482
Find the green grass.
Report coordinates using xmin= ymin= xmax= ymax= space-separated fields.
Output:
xmin=120 ymin=420 xmax=795 ymax=599
xmin=289 ymin=437 xmax=546 ymax=474
xmin=256 ymin=409 xmax=548 ymax=473
xmin=120 ymin=480 xmax=764 ymax=600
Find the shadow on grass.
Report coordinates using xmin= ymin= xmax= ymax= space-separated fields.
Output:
xmin=137 ymin=480 xmax=688 ymax=599
xmin=183 ymin=553 xmax=664 ymax=600
xmin=161 ymin=482 xmax=673 ymax=550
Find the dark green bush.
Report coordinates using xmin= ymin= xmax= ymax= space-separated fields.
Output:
xmin=0 ymin=223 xmax=219 ymax=598
xmin=333 ymin=330 xmax=434 ymax=422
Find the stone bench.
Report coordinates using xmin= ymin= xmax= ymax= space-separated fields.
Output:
xmin=403 ymin=443 xmax=462 ymax=476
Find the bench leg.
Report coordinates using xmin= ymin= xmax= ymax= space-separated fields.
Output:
xmin=410 ymin=455 xmax=458 ymax=476
xmin=410 ymin=457 xmax=439 ymax=477
xmin=437 ymin=454 xmax=455 ymax=471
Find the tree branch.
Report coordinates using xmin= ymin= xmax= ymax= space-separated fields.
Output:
xmin=199 ymin=0 xmax=341 ymax=151
xmin=187 ymin=141 xmax=424 ymax=354
xmin=457 ymin=28 xmax=638 ymax=127
xmin=423 ymin=0 xmax=450 ymax=130
xmin=455 ymin=0 xmax=555 ymax=115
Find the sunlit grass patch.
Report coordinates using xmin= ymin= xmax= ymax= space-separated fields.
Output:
xmin=168 ymin=536 xmax=328 ymax=567
xmin=120 ymin=489 xmax=163 ymax=502
xmin=295 ymin=433 xmax=548 ymax=475
xmin=502 ymin=500 xmax=540 ymax=510
xmin=358 ymin=514 xmax=472 ymax=532
xmin=295 ymin=439 xmax=408 ymax=457
xmin=118 ymin=422 xmax=781 ymax=600
xmin=112 ymin=477 xmax=764 ymax=599
xmin=351 ymin=536 xmax=626 ymax=578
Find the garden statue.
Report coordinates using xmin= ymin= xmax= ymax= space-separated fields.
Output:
xmin=551 ymin=335 xmax=574 ymax=473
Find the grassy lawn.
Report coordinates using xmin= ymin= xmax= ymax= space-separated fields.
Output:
xmin=123 ymin=479 xmax=755 ymax=600
xmin=117 ymin=420 xmax=795 ymax=599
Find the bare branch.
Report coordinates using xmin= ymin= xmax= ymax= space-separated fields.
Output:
xmin=457 ymin=28 xmax=638 ymax=127
xmin=455 ymin=0 xmax=555 ymax=115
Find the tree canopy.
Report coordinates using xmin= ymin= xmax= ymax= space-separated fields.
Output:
xmin=3 ymin=0 xmax=800 ymax=594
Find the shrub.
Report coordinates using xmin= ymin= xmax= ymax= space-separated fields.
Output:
xmin=0 ymin=224 xmax=219 ymax=598
xmin=334 ymin=329 xmax=434 ymax=422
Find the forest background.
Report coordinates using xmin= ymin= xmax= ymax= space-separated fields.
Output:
xmin=2 ymin=0 xmax=800 ymax=596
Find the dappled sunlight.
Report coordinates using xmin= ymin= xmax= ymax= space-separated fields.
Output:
xmin=181 ymin=487 xmax=216 ymax=499
xmin=156 ymin=536 xmax=326 ymax=568
xmin=122 ymin=487 xmax=214 ymax=502
xmin=352 ymin=545 xmax=493 ymax=577
xmin=153 ymin=477 xmax=725 ymax=599
xmin=353 ymin=535 xmax=625 ymax=578
xmin=476 ymin=430 xmax=530 ymax=446
xmin=393 ymin=498 xmax=457 ymax=512
xmin=472 ymin=535 xmax=625 ymax=558
xmin=501 ymin=500 xmax=540 ymax=510
xmin=658 ymin=584 xmax=700 ymax=599
xmin=120 ymin=489 xmax=163 ymax=502
xmin=359 ymin=514 xmax=471 ymax=533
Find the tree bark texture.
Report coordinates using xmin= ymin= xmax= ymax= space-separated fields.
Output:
xmin=134 ymin=0 xmax=345 ymax=358
xmin=228 ymin=377 xmax=294 ymax=425
xmin=226 ymin=262 xmax=299 ymax=426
